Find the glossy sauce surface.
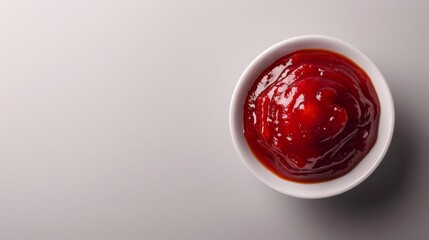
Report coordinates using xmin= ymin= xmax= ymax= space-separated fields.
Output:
xmin=243 ymin=49 xmax=380 ymax=182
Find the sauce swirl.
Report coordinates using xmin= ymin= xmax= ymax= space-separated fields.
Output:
xmin=243 ymin=49 xmax=380 ymax=182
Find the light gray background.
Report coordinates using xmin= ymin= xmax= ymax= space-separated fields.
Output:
xmin=0 ymin=0 xmax=428 ymax=239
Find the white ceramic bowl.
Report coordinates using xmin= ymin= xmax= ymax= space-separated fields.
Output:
xmin=229 ymin=35 xmax=395 ymax=199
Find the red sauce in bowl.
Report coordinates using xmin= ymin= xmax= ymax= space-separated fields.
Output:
xmin=243 ymin=49 xmax=380 ymax=183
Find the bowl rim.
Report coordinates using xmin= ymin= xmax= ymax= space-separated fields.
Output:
xmin=229 ymin=35 xmax=395 ymax=199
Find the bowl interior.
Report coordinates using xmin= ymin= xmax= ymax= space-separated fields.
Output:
xmin=230 ymin=35 xmax=394 ymax=198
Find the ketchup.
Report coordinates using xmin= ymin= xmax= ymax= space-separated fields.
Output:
xmin=243 ymin=49 xmax=380 ymax=183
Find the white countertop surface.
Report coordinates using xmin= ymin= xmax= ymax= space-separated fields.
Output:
xmin=1 ymin=1 xmax=428 ymax=239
